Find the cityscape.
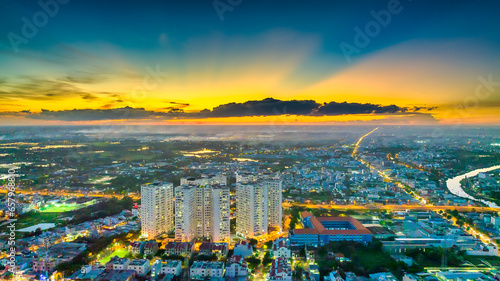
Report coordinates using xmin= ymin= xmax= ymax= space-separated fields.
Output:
xmin=1 ymin=0 xmax=500 ymax=281
xmin=0 ymin=126 xmax=499 ymax=280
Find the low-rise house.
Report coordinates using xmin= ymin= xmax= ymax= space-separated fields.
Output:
xmin=269 ymin=258 xmax=292 ymax=281
xmin=324 ymin=270 xmax=344 ymax=281
xmin=128 ymin=259 xmax=150 ymax=275
xmin=111 ymin=258 xmax=130 ymax=270
xmin=150 ymin=260 xmax=162 ymax=279
xmin=225 ymin=255 xmax=248 ymax=278
xmin=190 ymin=261 xmax=225 ymax=279
xmin=309 ymin=263 xmax=320 ymax=281
xmin=164 ymin=242 xmax=194 ymax=257
xmin=333 ymin=253 xmax=350 ymax=263
xmin=199 ymin=242 xmax=228 ymax=258
xmin=66 ymin=265 xmax=104 ymax=280
xmin=402 ymin=274 xmax=419 ymax=281
xmin=161 ymin=260 xmax=182 ymax=275
xmin=345 ymin=272 xmax=359 ymax=281
xmin=129 ymin=241 xmax=144 ymax=256
xmin=105 ymin=256 xmax=120 ymax=270
xmin=95 ymin=269 xmax=136 ymax=281
xmin=272 ymin=238 xmax=291 ymax=259
xmin=391 ymin=255 xmax=413 ymax=266
xmin=369 ymin=272 xmax=398 ymax=281
xmin=233 ymin=241 xmax=253 ymax=257
xmin=32 ymin=258 xmax=59 ymax=273
xmin=143 ymin=240 xmax=158 ymax=256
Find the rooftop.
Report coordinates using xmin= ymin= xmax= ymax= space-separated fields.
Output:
xmin=296 ymin=212 xmax=372 ymax=235
xmin=129 ymin=259 xmax=149 ymax=266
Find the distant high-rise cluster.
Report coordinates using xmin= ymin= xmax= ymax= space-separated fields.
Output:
xmin=235 ymin=172 xmax=283 ymax=238
xmin=140 ymin=172 xmax=282 ymax=241
xmin=140 ymin=182 xmax=174 ymax=238
xmin=180 ymin=174 xmax=227 ymax=186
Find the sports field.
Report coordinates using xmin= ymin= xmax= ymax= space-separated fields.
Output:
xmin=39 ymin=200 xmax=97 ymax=212
xmin=99 ymin=248 xmax=129 ymax=264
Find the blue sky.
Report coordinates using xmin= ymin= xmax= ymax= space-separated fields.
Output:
xmin=1 ymin=0 xmax=500 ymax=125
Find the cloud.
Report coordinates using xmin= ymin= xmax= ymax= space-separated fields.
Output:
xmin=17 ymin=98 xmax=434 ymax=122
xmin=0 ymin=76 xmax=124 ymax=104
xmin=209 ymin=98 xmax=319 ymax=117
xmin=314 ymin=102 xmax=406 ymax=115
xmin=162 ymin=101 xmax=190 ymax=111
xmin=63 ymin=73 xmax=106 ymax=84
xmin=0 ymin=110 xmax=31 ymax=116
xmin=29 ymin=107 xmax=164 ymax=121
xmin=0 ymin=77 xmax=88 ymax=101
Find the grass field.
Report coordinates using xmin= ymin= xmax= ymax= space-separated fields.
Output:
xmin=0 ymin=200 xmax=97 ymax=232
xmin=39 ymin=200 xmax=96 ymax=213
xmin=99 ymin=248 xmax=129 ymax=263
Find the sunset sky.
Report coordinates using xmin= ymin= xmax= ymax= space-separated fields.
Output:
xmin=1 ymin=0 xmax=500 ymax=125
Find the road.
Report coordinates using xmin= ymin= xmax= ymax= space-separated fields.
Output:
xmin=3 ymin=187 xmax=495 ymax=214
xmin=351 ymin=127 xmax=379 ymax=156
xmin=283 ymin=202 xmax=499 ymax=213
xmin=0 ymin=188 xmax=140 ymax=200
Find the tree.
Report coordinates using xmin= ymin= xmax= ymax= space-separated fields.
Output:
xmin=163 ymin=254 xmax=184 ymax=260
xmin=318 ymin=246 xmax=327 ymax=257
xmin=262 ymin=252 xmax=273 ymax=267
xmin=299 ymin=247 xmax=306 ymax=258
xmin=265 ymin=240 xmax=273 ymax=249
xmin=249 ymin=238 xmax=258 ymax=246
xmin=247 ymin=257 xmax=261 ymax=270
xmin=293 ymin=265 xmax=304 ymax=280
xmin=34 ymin=227 xmax=43 ymax=236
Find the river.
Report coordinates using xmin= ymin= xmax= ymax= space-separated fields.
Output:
xmin=446 ymin=165 xmax=500 ymax=208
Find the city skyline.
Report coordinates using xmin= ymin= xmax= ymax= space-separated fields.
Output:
xmin=1 ymin=125 xmax=499 ymax=280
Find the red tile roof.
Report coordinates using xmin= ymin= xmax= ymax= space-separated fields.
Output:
xmin=296 ymin=212 xmax=372 ymax=235
xmin=199 ymin=242 xmax=228 ymax=253
xmin=301 ymin=211 xmax=314 ymax=219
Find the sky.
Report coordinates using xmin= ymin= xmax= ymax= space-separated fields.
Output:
xmin=1 ymin=0 xmax=500 ymax=125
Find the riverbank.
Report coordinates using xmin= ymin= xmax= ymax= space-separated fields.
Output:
xmin=446 ymin=165 xmax=500 ymax=208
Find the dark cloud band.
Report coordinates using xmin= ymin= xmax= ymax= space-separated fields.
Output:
xmin=22 ymin=98 xmax=432 ymax=121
